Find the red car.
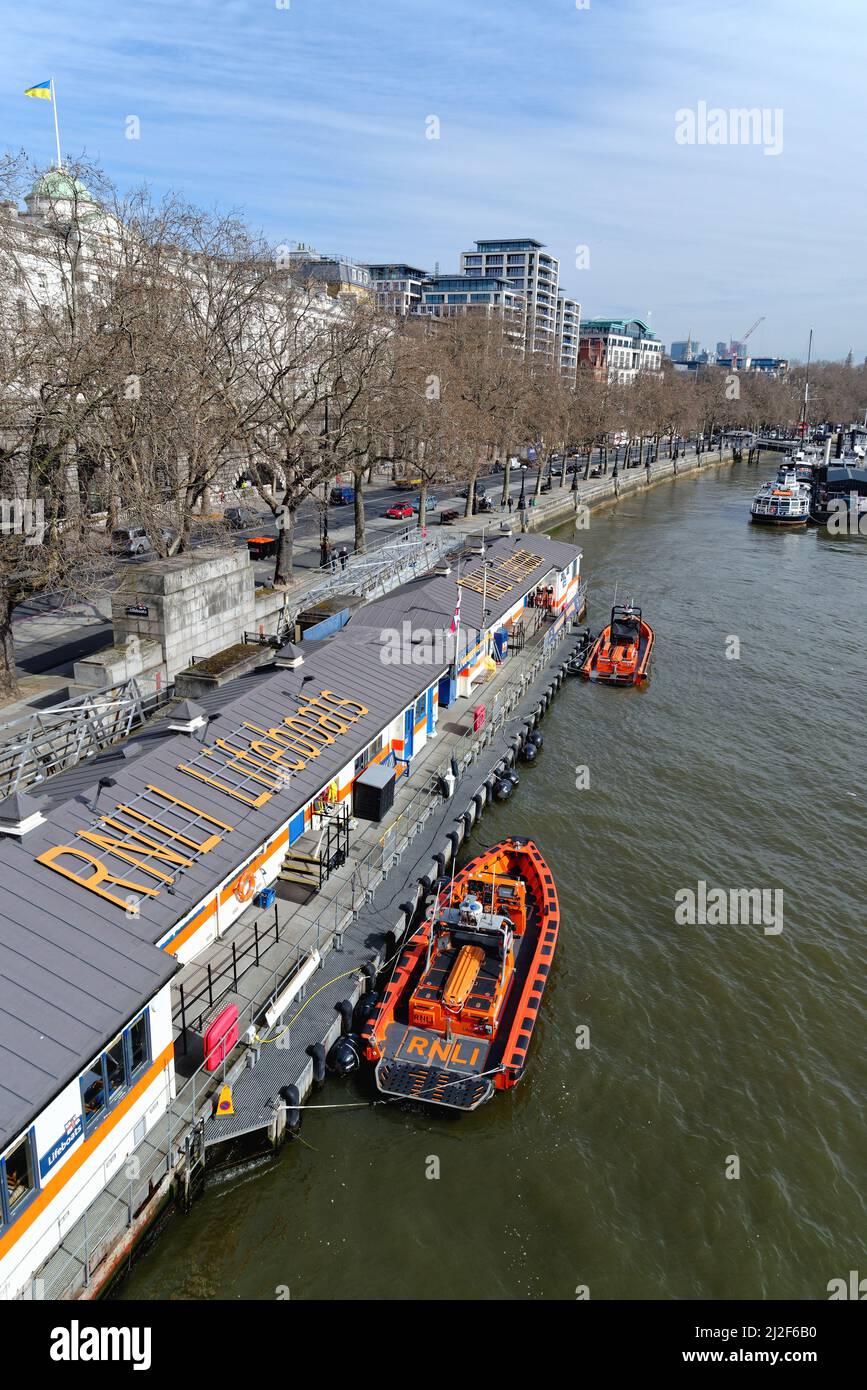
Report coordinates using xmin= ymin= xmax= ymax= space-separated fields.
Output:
xmin=385 ymin=503 xmax=413 ymax=519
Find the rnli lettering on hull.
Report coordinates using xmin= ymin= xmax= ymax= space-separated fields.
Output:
xmin=395 ymin=1027 xmax=489 ymax=1073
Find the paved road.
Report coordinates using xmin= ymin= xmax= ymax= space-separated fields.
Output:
xmin=11 ymin=442 xmax=711 ymax=683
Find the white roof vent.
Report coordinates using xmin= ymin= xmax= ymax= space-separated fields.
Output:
xmin=168 ymin=699 xmax=208 ymax=733
xmin=0 ymin=790 xmax=47 ymax=837
xmin=274 ymin=641 xmax=304 ymax=669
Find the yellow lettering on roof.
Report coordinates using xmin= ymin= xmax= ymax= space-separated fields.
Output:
xmin=35 ymin=845 xmax=158 ymax=908
xmin=176 ymin=763 xmax=272 ymax=809
xmin=145 ymin=786 xmax=234 ymax=831
xmin=77 ymin=831 xmax=178 ymax=883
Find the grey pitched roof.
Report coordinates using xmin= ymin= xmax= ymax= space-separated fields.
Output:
xmin=0 ymin=531 xmax=579 ymax=1151
xmin=0 ymin=628 xmax=449 ymax=1150
xmin=0 ymin=911 xmax=177 ymax=1152
xmin=354 ymin=531 xmax=580 ymax=644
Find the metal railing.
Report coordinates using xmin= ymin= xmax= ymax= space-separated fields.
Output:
xmin=0 ymin=678 xmax=173 ymax=798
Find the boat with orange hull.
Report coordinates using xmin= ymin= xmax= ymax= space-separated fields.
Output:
xmin=361 ymin=838 xmax=559 ymax=1111
xmin=580 ymin=600 xmax=653 ymax=685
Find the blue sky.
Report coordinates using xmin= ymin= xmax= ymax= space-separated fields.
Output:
xmin=3 ymin=0 xmax=865 ymax=359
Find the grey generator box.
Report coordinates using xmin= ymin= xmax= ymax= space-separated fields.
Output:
xmin=353 ymin=762 xmax=396 ymax=821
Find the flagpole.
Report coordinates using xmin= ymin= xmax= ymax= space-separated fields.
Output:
xmin=50 ymin=77 xmax=62 ymax=168
xmin=453 ymin=558 xmax=462 ymax=696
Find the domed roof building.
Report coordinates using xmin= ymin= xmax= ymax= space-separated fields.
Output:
xmin=22 ymin=168 xmax=109 ymax=232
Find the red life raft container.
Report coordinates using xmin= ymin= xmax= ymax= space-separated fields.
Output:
xmin=203 ymin=1004 xmax=239 ymax=1071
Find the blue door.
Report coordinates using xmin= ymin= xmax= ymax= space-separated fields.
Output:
xmin=438 ymin=673 xmax=457 ymax=708
xmin=426 ymin=686 xmax=435 ymax=734
xmin=289 ymin=809 xmax=306 ymax=845
xmin=404 ymin=706 xmax=415 ymax=761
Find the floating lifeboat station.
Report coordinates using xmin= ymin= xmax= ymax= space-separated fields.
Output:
xmin=0 ymin=531 xmax=584 ymax=1300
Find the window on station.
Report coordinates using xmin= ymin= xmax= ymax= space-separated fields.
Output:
xmin=1 ymin=1131 xmax=38 ymax=1224
xmin=414 ymin=693 xmax=427 ymax=722
xmin=81 ymin=1057 xmax=107 ymax=1125
xmin=105 ymin=1037 xmax=127 ymax=1104
xmin=127 ymin=1013 xmax=148 ymax=1078
xmin=354 ymin=734 xmax=384 ymax=776
xmin=79 ymin=1011 xmax=151 ymax=1133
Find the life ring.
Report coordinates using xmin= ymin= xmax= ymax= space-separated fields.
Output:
xmin=235 ymin=871 xmax=256 ymax=904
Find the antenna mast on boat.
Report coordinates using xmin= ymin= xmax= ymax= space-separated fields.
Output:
xmin=800 ymin=328 xmax=813 ymax=431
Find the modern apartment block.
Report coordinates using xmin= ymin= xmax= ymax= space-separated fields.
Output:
xmin=365 ymin=237 xmax=581 ymax=374
xmin=365 ymin=263 xmax=428 ymax=316
xmin=460 ymin=238 xmax=562 ymax=362
xmin=557 ymin=295 xmax=581 ymax=378
xmin=578 ymin=317 xmax=664 ymax=384
xmin=415 ymin=272 xmax=526 ymax=349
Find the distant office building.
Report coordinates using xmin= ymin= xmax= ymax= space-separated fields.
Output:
xmin=461 ymin=238 xmax=561 ymax=361
xmin=283 ymin=244 xmax=373 ymax=298
xmin=670 ymin=337 xmax=705 ymax=363
xmin=578 ymin=318 xmax=664 ymax=383
xmin=365 ymin=263 xmax=427 ymax=315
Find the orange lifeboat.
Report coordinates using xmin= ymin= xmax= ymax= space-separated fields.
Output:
xmin=580 ymin=600 xmax=653 ymax=685
xmin=361 ymin=838 xmax=559 ymax=1111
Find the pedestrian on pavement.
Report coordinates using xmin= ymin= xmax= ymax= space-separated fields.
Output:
xmin=508 ymin=494 xmax=514 ymax=512
xmin=340 ymin=546 xmax=348 ymax=570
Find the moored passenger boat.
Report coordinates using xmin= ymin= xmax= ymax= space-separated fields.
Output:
xmin=750 ymin=465 xmax=811 ymax=526
xmin=362 ymin=838 xmax=559 ymax=1111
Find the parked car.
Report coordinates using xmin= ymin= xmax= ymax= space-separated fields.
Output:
xmin=111 ymin=526 xmax=152 ymax=556
xmin=459 ymin=481 xmax=487 ymax=499
xmin=111 ymin=525 xmax=175 ymax=557
xmin=223 ymin=506 xmax=260 ymax=530
xmin=411 ymin=495 xmax=438 ymax=512
xmin=329 ymin=485 xmax=355 ymax=505
xmin=385 ymin=503 xmax=413 ymax=519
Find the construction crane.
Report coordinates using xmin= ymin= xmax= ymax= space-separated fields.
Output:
xmin=731 ymin=316 xmax=765 ymax=368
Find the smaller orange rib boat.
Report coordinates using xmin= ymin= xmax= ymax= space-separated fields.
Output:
xmin=580 ymin=600 xmax=653 ymax=685
xmin=362 ymin=838 xmax=559 ymax=1111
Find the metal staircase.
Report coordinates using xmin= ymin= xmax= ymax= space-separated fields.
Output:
xmin=277 ymin=808 xmax=350 ymax=900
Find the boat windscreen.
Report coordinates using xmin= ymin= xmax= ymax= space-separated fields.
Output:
xmin=611 ymin=619 xmax=639 ymax=641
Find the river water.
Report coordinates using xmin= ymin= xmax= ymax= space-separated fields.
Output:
xmin=121 ymin=461 xmax=866 ymax=1302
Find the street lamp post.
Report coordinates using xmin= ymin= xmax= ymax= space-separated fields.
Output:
xmin=320 ymin=488 xmax=330 ymax=569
